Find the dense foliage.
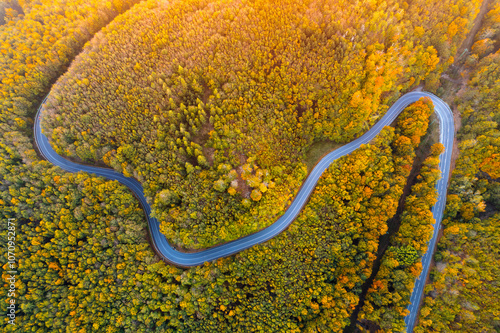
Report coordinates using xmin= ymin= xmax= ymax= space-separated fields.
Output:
xmin=416 ymin=0 xmax=500 ymax=330
xmin=0 ymin=0 xmax=488 ymax=332
xmin=1 ymin=115 xmax=427 ymax=332
xmin=415 ymin=214 xmax=500 ymax=332
xmin=42 ymin=0 xmax=479 ymax=249
xmin=358 ymin=142 xmax=443 ymax=332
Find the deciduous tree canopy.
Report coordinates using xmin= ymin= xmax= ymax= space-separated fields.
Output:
xmin=43 ymin=0 xmax=478 ymax=248
xmin=0 ymin=0 xmax=488 ymax=331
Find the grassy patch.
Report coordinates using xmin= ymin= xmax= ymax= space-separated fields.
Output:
xmin=303 ymin=140 xmax=343 ymax=172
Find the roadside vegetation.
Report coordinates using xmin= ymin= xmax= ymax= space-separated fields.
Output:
xmin=416 ymin=0 xmax=500 ymax=330
xmin=43 ymin=0 xmax=478 ymax=249
xmin=0 ymin=0 xmax=489 ymax=332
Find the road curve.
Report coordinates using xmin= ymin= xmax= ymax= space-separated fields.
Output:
xmin=404 ymin=94 xmax=454 ymax=332
xmin=34 ymin=91 xmax=453 ymax=331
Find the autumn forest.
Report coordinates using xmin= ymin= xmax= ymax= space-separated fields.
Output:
xmin=0 ymin=0 xmax=499 ymax=332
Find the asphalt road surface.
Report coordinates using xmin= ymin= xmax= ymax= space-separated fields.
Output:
xmin=34 ymin=91 xmax=454 ymax=332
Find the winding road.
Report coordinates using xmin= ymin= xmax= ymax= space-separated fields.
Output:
xmin=34 ymin=91 xmax=454 ymax=332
